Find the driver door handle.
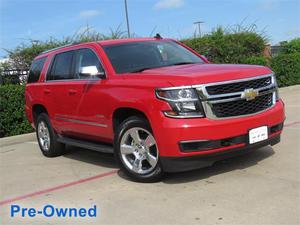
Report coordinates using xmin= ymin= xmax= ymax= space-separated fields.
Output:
xmin=68 ymin=89 xmax=77 ymax=95
xmin=44 ymin=89 xmax=51 ymax=94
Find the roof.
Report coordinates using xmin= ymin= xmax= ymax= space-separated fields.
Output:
xmin=98 ymin=37 xmax=172 ymax=46
xmin=35 ymin=37 xmax=174 ymax=59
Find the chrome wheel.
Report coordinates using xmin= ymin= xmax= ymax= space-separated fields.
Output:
xmin=37 ymin=121 xmax=50 ymax=151
xmin=120 ymin=127 xmax=159 ymax=174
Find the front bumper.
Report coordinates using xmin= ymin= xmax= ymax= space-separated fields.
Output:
xmin=160 ymin=133 xmax=281 ymax=172
xmin=150 ymin=100 xmax=285 ymax=157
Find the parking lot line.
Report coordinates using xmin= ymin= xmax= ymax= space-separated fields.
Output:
xmin=0 ymin=170 xmax=118 ymax=206
xmin=0 ymin=120 xmax=299 ymax=207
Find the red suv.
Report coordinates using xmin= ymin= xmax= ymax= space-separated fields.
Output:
xmin=25 ymin=38 xmax=285 ymax=182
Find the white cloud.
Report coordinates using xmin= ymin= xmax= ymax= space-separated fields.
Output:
xmin=259 ymin=0 xmax=279 ymax=10
xmin=154 ymin=0 xmax=185 ymax=10
xmin=79 ymin=10 xmax=101 ymax=18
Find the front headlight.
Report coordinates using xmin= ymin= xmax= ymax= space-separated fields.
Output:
xmin=156 ymin=88 xmax=205 ymax=118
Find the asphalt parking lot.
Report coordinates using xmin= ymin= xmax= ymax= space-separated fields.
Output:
xmin=0 ymin=85 xmax=299 ymax=225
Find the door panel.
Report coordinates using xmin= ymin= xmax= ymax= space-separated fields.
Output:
xmin=43 ymin=50 xmax=84 ymax=135
xmin=62 ymin=48 xmax=111 ymax=142
xmin=50 ymin=82 xmax=85 ymax=136
xmin=72 ymin=80 xmax=112 ymax=142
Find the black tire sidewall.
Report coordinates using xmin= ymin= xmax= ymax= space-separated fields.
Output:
xmin=36 ymin=113 xmax=64 ymax=157
xmin=114 ymin=116 xmax=164 ymax=182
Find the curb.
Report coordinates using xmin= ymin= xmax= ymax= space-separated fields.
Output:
xmin=0 ymin=132 xmax=36 ymax=147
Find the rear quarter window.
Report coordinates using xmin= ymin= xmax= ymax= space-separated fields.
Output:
xmin=27 ymin=57 xmax=46 ymax=83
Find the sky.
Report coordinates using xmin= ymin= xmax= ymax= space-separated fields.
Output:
xmin=0 ymin=0 xmax=299 ymax=58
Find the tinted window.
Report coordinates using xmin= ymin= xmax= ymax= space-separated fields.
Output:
xmin=27 ymin=57 xmax=46 ymax=83
xmin=103 ymin=41 xmax=204 ymax=74
xmin=47 ymin=51 xmax=74 ymax=80
xmin=74 ymin=48 xmax=104 ymax=79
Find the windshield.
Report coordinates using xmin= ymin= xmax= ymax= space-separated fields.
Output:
xmin=102 ymin=41 xmax=204 ymax=74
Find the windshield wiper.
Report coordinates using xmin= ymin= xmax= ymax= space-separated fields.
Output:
xmin=130 ymin=67 xmax=157 ymax=73
xmin=167 ymin=62 xmax=196 ymax=66
xmin=130 ymin=62 xmax=196 ymax=73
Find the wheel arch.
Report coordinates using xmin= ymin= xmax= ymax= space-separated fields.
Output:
xmin=112 ymin=107 xmax=151 ymax=134
xmin=32 ymin=104 xmax=49 ymax=127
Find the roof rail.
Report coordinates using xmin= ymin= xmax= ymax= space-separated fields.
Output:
xmin=40 ymin=42 xmax=81 ymax=55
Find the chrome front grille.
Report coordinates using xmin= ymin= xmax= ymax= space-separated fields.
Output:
xmin=206 ymin=76 xmax=272 ymax=95
xmin=195 ymin=74 xmax=277 ymax=119
xmin=211 ymin=93 xmax=273 ymax=117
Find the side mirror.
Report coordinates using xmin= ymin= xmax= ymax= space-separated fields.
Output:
xmin=80 ymin=66 xmax=105 ymax=79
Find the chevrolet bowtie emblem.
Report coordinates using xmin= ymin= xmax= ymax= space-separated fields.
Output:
xmin=241 ymin=88 xmax=259 ymax=101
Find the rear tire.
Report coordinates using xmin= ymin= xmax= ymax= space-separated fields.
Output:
xmin=36 ymin=113 xmax=66 ymax=157
xmin=114 ymin=116 xmax=164 ymax=182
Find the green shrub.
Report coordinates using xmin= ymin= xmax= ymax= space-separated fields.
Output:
xmin=271 ymin=52 xmax=300 ymax=87
xmin=280 ymin=38 xmax=300 ymax=54
xmin=0 ymin=85 xmax=33 ymax=137
xmin=240 ymin=56 xmax=270 ymax=66
xmin=182 ymin=27 xmax=266 ymax=63
xmin=182 ymin=30 xmax=299 ymax=87
xmin=6 ymin=41 xmax=65 ymax=70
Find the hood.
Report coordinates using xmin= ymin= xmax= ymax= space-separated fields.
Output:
xmin=138 ymin=63 xmax=273 ymax=87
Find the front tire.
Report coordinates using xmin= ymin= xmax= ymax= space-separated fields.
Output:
xmin=36 ymin=113 xmax=65 ymax=157
xmin=114 ymin=116 xmax=164 ymax=182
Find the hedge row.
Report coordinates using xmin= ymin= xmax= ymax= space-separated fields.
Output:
xmin=237 ymin=53 xmax=300 ymax=87
xmin=0 ymin=85 xmax=33 ymax=137
xmin=183 ymin=33 xmax=300 ymax=87
xmin=271 ymin=52 xmax=300 ymax=87
xmin=182 ymin=28 xmax=266 ymax=64
xmin=271 ymin=39 xmax=300 ymax=87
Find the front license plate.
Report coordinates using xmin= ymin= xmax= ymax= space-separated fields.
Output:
xmin=249 ymin=126 xmax=268 ymax=144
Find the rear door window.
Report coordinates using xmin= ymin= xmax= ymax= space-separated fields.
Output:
xmin=27 ymin=57 xmax=46 ymax=83
xmin=47 ymin=51 xmax=74 ymax=80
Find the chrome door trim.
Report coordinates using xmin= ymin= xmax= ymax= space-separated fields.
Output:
xmin=55 ymin=116 xmax=108 ymax=128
